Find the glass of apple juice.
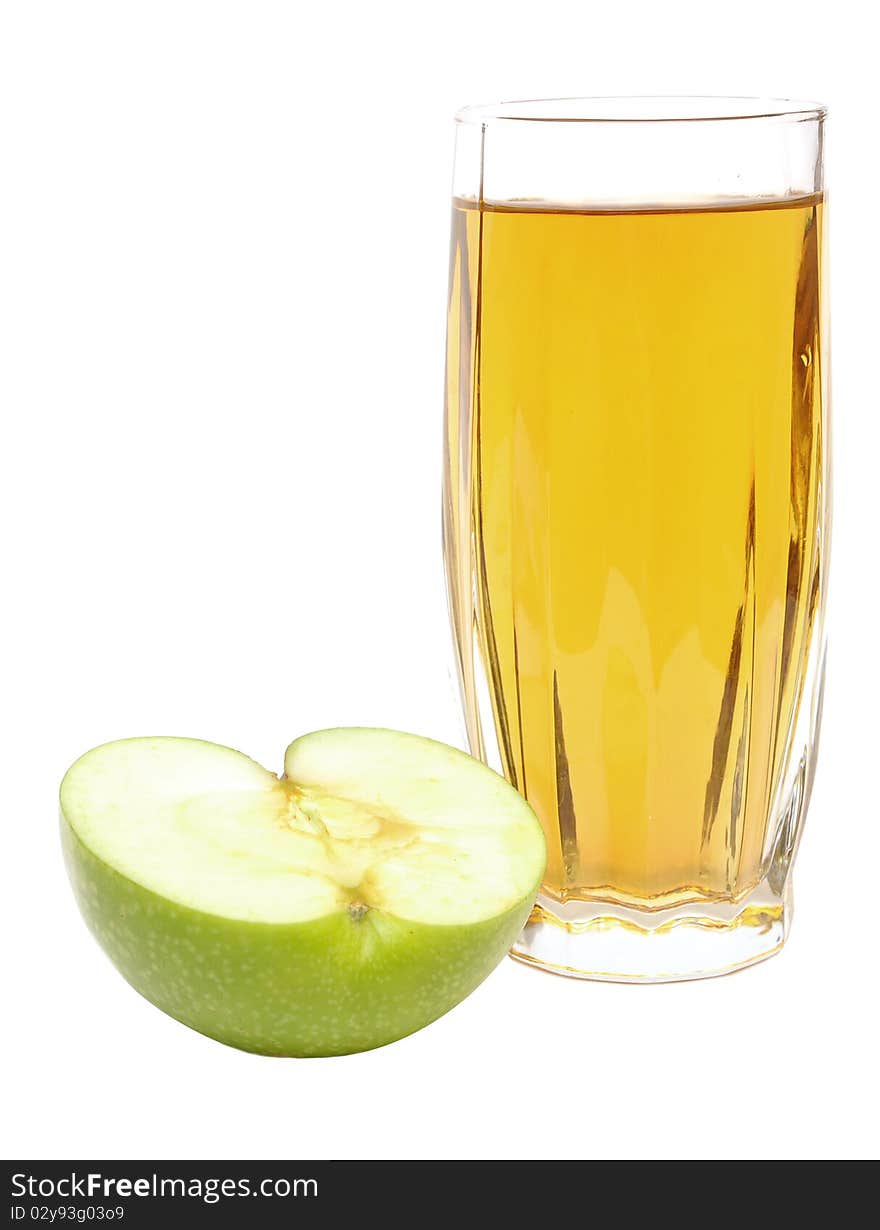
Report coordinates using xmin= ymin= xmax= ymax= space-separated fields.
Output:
xmin=443 ymin=97 xmax=830 ymax=982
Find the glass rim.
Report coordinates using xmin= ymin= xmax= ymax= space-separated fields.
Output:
xmin=455 ymin=95 xmax=827 ymax=125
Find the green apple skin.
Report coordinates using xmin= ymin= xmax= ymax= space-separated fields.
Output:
xmin=61 ymin=815 xmax=537 ymax=1058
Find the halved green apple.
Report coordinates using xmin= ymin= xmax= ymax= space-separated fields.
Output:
xmin=60 ymin=728 xmax=545 ymax=1056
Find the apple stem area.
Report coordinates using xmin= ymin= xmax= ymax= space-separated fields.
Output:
xmin=281 ymin=786 xmax=330 ymax=838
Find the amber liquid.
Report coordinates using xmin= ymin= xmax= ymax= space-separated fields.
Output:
xmin=445 ymin=195 xmax=825 ymax=909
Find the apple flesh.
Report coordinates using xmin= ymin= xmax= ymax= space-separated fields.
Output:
xmin=60 ymin=729 xmax=546 ymax=1056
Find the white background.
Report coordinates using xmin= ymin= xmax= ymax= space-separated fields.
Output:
xmin=2 ymin=0 xmax=878 ymax=1162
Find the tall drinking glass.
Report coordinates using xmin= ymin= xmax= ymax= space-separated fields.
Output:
xmin=443 ymin=97 xmax=829 ymax=981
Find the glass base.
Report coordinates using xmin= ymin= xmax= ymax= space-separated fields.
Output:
xmin=510 ymin=876 xmax=792 ymax=983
